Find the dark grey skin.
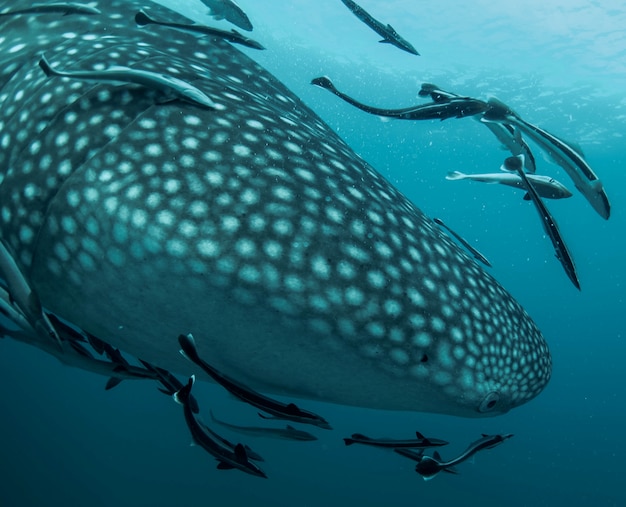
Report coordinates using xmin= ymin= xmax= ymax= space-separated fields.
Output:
xmin=339 ymin=0 xmax=419 ymax=55
xmin=0 ymin=3 xmax=101 ymax=17
xmin=412 ymin=433 xmax=513 ymax=480
xmin=311 ymin=76 xmax=488 ymax=120
xmin=174 ymin=376 xmax=267 ymax=478
xmin=503 ymin=155 xmax=580 ymax=290
xmin=210 ymin=411 xmax=318 ymax=441
xmin=343 ymin=431 xmax=448 ymax=448
xmin=419 ymin=83 xmax=537 ymax=173
xmin=433 ymin=218 xmax=492 ymax=268
xmin=178 ymin=333 xmax=332 ymax=429
xmin=134 ymin=10 xmax=265 ymax=50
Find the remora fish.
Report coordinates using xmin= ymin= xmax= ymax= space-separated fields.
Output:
xmin=200 ymin=0 xmax=253 ymax=31
xmin=445 ymin=171 xmax=573 ymax=200
xmin=433 ymin=218 xmax=492 ymax=268
xmin=139 ymin=360 xmax=264 ymax=459
xmin=134 ymin=10 xmax=264 ymax=50
xmin=418 ymin=83 xmax=536 ymax=172
xmin=38 ymin=54 xmax=217 ymax=109
xmin=343 ymin=432 xmax=447 ymax=448
xmin=311 ymin=76 xmax=488 ymax=120
xmin=339 ymin=0 xmax=419 ymax=55
xmin=411 ymin=433 xmax=513 ymax=480
xmin=210 ymin=411 xmax=318 ymax=441
xmin=173 ymin=376 xmax=267 ymax=478
xmin=179 ymin=333 xmax=332 ymax=429
xmin=0 ymin=0 xmax=551 ymax=419
xmin=482 ymin=97 xmax=610 ymax=219
xmin=502 ymin=155 xmax=580 ymax=290
xmin=0 ymin=2 xmax=101 ymax=16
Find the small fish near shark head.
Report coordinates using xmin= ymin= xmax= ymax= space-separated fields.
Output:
xmin=0 ymin=0 xmax=551 ymax=418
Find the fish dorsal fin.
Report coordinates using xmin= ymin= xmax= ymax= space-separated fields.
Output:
xmin=286 ymin=402 xmax=301 ymax=414
xmin=415 ymin=431 xmax=425 ymax=440
xmin=286 ymin=425 xmax=296 ymax=430
xmin=352 ymin=433 xmax=369 ymax=440
xmin=433 ymin=451 xmax=442 ymax=461
xmin=234 ymin=443 xmax=248 ymax=461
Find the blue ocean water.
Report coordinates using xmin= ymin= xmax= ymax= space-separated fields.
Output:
xmin=1 ymin=0 xmax=625 ymax=506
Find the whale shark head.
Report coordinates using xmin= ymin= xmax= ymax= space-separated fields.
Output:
xmin=0 ymin=0 xmax=551 ymax=417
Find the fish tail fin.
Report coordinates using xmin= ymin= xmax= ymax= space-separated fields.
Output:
xmin=38 ymin=55 xmax=54 ymax=77
xmin=173 ymin=375 xmax=195 ymax=405
xmin=502 ymin=155 xmax=524 ymax=172
xmin=310 ymin=76 xmax=335 ymax=92
xmin=105 ymin=377 xmax=123 ymax=390
xmin=445 ymin=171 xmax=466 ymax=180
xmin=178 ymin=333 xmax=200 ymax=363
xmin=134 ymin=9 xmax=153 ymax=26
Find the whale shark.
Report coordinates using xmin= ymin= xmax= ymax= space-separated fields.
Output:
xmin=0 ymin=0 xmax=551 ymax=418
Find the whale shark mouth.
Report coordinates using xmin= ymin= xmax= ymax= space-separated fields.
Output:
xmin=0 ymin=0 xmax=551 ymax=418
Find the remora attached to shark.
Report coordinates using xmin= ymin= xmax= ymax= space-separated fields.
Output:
xmin=0 ymin=0 xmax=551 ymax=417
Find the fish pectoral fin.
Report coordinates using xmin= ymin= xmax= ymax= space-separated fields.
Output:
xmin=105 ymin=377 xmax=123 ymax=390
xmin=378 ymin=39 xmax=391 ymax=44
xmin=154 ymin=94 xmax=179 ymax=105
xmin=217 ymin=461 xmax=235 ymax=470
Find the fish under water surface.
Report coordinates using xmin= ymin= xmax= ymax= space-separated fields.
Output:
xmin=0 ymin=0 xmax=551 ymax=424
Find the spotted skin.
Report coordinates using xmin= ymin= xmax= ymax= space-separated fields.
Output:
xmin=0 ymin=0 xmax=551 ymax=417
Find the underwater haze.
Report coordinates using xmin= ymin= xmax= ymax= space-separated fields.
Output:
xmin=1 ymin=0 xmax=625 ymax=506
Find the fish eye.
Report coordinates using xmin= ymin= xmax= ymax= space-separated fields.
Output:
xmin=478 ymin=391 xmax=500 ymax=413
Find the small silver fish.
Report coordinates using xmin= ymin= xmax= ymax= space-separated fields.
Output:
xmin=446 ymin=170 xmax=573 ymax=200
xmin=410 ymin=433 xmax=513 ymax=480
xmin=38 ymin=54 xmax=216 ymax=109
xmin=173 ymin=376 xmax=267 ymax=478
xmin=482 ymin=97 xmax=610 ymax=219
xmin=339 ymin=0 xmax=419 ymax=55
xmin=200 ymin=0 xmax=253 ymax=31
xmin=210 ymin=411 xmax=318 ymax=441
xmin=502 ymin=155 xmax=580 ymax=290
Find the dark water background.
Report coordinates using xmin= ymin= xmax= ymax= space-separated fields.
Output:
xmin=1 ymin=0 xmax=625 ymax=505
